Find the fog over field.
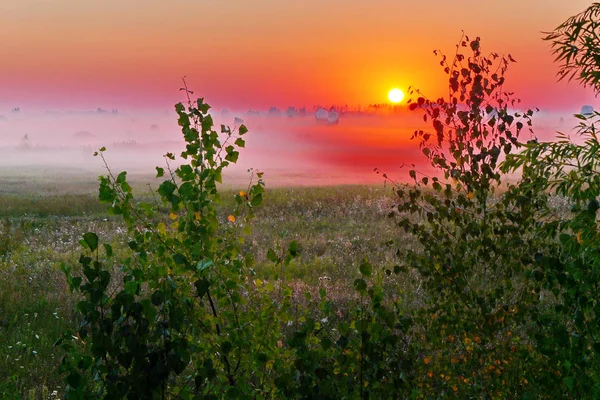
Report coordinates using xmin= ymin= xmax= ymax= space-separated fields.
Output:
xmin=0 ymin=107 xmax=588 ymax=187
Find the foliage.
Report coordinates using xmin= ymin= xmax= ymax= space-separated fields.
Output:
xmin=389 ymin=34 xmax=561 ymax=398
xmin=55 ymin=83 xmax=424 ymax=399
xmin=502 ymin=112 xmax=600 ymax=397
xmin=500 ymin=5 xmax=600 ymax=395
xmin=57 ymin=90 xmax=295 ymax=398
xmin=0 ymin=376 xmax=21 ymax=400
xmin=543 ymin=2 xmax=600 ymax=93
xmin=0 ymin=182 xmax=408 ymax=398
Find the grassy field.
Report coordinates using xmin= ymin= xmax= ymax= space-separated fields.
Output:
xmin=0 ymin=167 xmax=413 ymax=399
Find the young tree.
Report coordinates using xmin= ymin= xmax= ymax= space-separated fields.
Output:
xmin=57 ymin=90 xmax=300 ymax=398
xmin=390 ymin=34 xmax=555 ymax=398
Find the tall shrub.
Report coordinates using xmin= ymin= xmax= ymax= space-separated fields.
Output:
xmin=391 ymin=34 xmax=556 ymax=398
xmin=57 ymin=92 xmax=297 ymax=399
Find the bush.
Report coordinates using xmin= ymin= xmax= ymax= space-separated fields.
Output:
xmin=57 ymin=92 xmax=298 ymax=398
xmin=389 ymin=34 xmax=560 ymax=398
xmin=503 ymin=109 xmax=600 ymax=398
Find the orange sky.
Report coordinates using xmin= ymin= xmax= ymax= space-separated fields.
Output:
xmin=0 ymin=0 xmax=596 ymax=112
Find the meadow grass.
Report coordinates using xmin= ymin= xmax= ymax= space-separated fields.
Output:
xmin=0 ymin=169 xmax=414 ymax=398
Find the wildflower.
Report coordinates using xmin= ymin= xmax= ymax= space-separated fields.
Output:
xmin=577 ymin=231 xmax=583 ymax=244
xmin=424 ymin=357 xmax=431 ymax=365
xmin=239 ymin=190 xmax=248 ymax=199
xmin=467 ymin=192 xmax=474 ymax=200
xmin=227 ymin=215 xmax=236 ymax=223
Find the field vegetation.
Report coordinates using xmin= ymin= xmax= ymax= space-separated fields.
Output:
xmin=0 ymin=175 xmax=406 ymax=398
xmin=3 ymin=4 xmax=600 ymax=399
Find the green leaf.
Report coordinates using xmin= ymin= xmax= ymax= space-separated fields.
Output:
xmin=267 ymin=248 xmax=278 ymax=263
xmin=289 ymin=240 xmax=299 ymax=256
xmin=197 ymin=98 xmax=211 ymax=113
xmin=71 ymin=276 xmax=82 ymax=290
xmin=225 ymin=147 xmax=239 ymax=163
xmin=194 ymin=279 xmax=210 ymax=298
xmin=559 ymin=233 xmax=571 ymax=246
xmin=588 ymin=199 xmax=599 ymax=213
xmin=251 ymin=193 xmax=263 ymax=207
xmin=156 ymin=167 xmax=165 ymax=178
xmin=173 ymin=253 xmax=188 ymax=265
xmin=359 ymin=260 xmax=372 ymax=277
xmin=151 ymin=290 xmax=165 ymax=306
xmin=563 ymin=377 xmax=574 ymax=391
xmin=103 ymin=243 xmax=113 ymax=258
xmin=354 ymin=279 xmax=367 ymax=292
xmin=116 ymin=171 xmax=127 ymax=184
xmin=197 ymin=259 xmax=213 ymax=272
xmin=221 ymin=341 xmax=232 ymax=355
xmin=67 ymin=372 xmax=82 ymax=389
xmin=158 ymin=180 xmax=177 ymax=198
xmin=234 ymin=137 xmax=245 ymax=148
xmin=83 ymin=232 xmax=98 ymax=252
xmin=201 ymin=114 xmax=214 ymax=132
xmin=124 ymin=281 xmax=139 ymax=295
xmin=239 ymin=124 xmax=248 ymax=135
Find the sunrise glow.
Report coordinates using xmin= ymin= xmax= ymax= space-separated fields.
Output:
xmin=0 ymin=0 xmax=596 ymax=179
xmin=388 ymin=88 xmax=405 ymax=103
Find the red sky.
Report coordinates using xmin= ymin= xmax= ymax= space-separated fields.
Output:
xmin=0 ymin=0 xmax=596 ymax=113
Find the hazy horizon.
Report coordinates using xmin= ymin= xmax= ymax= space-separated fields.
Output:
xmin=0 ymin=105 xmax=589 ymax=187
xmin=1 ymin=1 xmax=598 ymax=187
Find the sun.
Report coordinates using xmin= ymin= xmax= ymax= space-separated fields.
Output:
xmin=388 ymin=88 xmax=404 ymax=103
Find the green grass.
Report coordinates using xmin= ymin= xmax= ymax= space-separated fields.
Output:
xmin=0 ymin=169 xmax=415 ymax=398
